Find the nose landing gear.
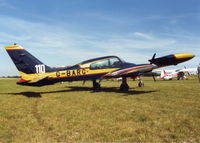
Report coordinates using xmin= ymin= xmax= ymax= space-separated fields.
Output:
xmin=138 ymin=79 xmax=144 ymax=87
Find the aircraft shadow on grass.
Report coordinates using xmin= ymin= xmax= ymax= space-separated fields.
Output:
xmin=67 ymin=86 xmax=157 ymax=96
xmin=0 ymin=87 xmax=157 ymax=98
xmin=0 ymin=92 xmax=42 ymax=98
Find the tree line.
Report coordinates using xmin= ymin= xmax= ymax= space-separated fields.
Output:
xmin=0 ymin=76 xmax=21 ymax=78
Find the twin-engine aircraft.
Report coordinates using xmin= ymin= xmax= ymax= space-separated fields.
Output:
xmin=4 ymin=45 xmax=195 ymax=91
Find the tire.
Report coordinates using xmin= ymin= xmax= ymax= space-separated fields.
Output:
xmin=120 ymin=83 xmax=129 ymax=91
xmin=138 ymin=81 xmax=144 ymax=87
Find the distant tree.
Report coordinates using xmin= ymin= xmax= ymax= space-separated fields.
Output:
xmin=5 ymin=76 xmax=20 ymax=78
xmin=143 ymin=71 xmax=160 ymax=77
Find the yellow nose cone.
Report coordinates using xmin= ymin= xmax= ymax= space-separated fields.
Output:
xmin=174 ymin=53 xmax=195 ymax=59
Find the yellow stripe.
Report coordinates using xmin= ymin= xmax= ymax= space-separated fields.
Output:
xmin=4 ymin=45 xmax=24 ymax=50
xmin=86 ymin=68 xmax=118 ymax=75
xmin=20 ymin=72 xmax=55 ymax=81
xmin=48 ymin=68 xmax=118 ymax=78
xmin=20 ymin=68 xmax=119 ymax=82
xmin=174 ymin=53 xmax=195 ymax=59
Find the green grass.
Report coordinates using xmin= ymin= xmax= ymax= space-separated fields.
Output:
xmin=0 ymin=77 xmax=200 ymax=143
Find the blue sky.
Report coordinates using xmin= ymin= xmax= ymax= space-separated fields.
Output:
xmin=0 ymin=0 xmax=199 ymax=76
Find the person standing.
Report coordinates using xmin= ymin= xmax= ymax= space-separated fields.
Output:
xmin=198 ymin=64 xmax=200 ymax=83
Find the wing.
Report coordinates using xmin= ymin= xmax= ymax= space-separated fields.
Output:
xmin=103 ymin=64 xmax=154 ymax=78
xmin=103 ymin=53 xmax=195 ymax=79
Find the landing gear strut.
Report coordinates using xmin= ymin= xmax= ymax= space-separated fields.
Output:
xmin=92 ymin=80 xmax=101 ymax=91
xmin=120 ymin=77 xmax=129 ymax=91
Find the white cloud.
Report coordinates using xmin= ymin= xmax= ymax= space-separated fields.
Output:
xmin=0 ymin=15 xmax=199 ymax=76
xmin=85 ymin=12 xmax=130 ymax=25
xmin=132 ymin=32 xmax=155 ymax=40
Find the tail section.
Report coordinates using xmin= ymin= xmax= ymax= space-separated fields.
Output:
xmin=4 ymin=45 xmax=56 ymax=86
xmin=160 ymin=70 xmax=166 ymax=79
xmin=4 ymin=45 xmax=53 ymax=74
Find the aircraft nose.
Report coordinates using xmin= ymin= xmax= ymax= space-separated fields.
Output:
xmin=149 ymin=53 xmax=195 ymax=67
xmin=174 ymin=53 xmax=195 ymax=60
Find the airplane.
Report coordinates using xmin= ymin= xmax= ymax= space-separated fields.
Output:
xmin=4 ymin=44 xmax=195 ymax=91
xmin=158 ymin=67 xmax=197 ymax=80
xmin=160 ymin=70 xmax=181 ymax=80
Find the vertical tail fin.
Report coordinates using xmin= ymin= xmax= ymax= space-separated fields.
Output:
xmin=160 ymin=70 xmax=167 ymax=79
xmin=4 ymin=45 xmax=52 ymax=74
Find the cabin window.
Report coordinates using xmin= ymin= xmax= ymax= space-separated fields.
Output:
xmin=90 ymin=57 xmax=122 ymax=69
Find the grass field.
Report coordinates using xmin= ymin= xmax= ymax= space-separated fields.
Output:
xmin=0 ymin=77 xmax=200 ymax=143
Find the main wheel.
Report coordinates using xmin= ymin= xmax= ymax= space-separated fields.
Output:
xmin=93 ymin=82 xmax=101 ymax=91
xmin=138 ymin=81 xmax=144 ymax=87
xmin=120 ymin=83 xmax=129 ymax=91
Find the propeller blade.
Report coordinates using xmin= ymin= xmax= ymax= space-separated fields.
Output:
xmin=149 ymin=53 xmax=156 ymax=64
xmin=152 ymin=53 xmax=156 ymax=60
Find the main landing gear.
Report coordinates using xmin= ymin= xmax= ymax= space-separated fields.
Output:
xmin=92 ymin=78 xmax=144 ymax=92
xmin=120 ymin=77 xmax=144 ymax=91
xmin=92 ymin=80 xmax=101 ymax=91
xmin=120 ymin=77 xmax=129 ymax=91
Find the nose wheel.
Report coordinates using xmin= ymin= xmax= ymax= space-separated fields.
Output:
xmin=138 ymin=80 xmax=144 ymax=87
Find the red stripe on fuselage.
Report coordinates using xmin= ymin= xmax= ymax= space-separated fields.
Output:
xmin=17 ymin=78 xmax=30 ymax=83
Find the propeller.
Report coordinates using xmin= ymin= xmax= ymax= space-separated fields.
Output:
xmin=149 ymin=53 xmax=157 ymax=82
xmin=149 ymin=53 xmax=156 ymax=64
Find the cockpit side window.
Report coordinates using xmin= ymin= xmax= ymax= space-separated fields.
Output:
xmin=109 ymin=57 xmax=122 ymax=68
xmin=90 ymin=57 xmax=122 ymax=70
xmin=90 ymin=59 xmax=109 ymax=69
